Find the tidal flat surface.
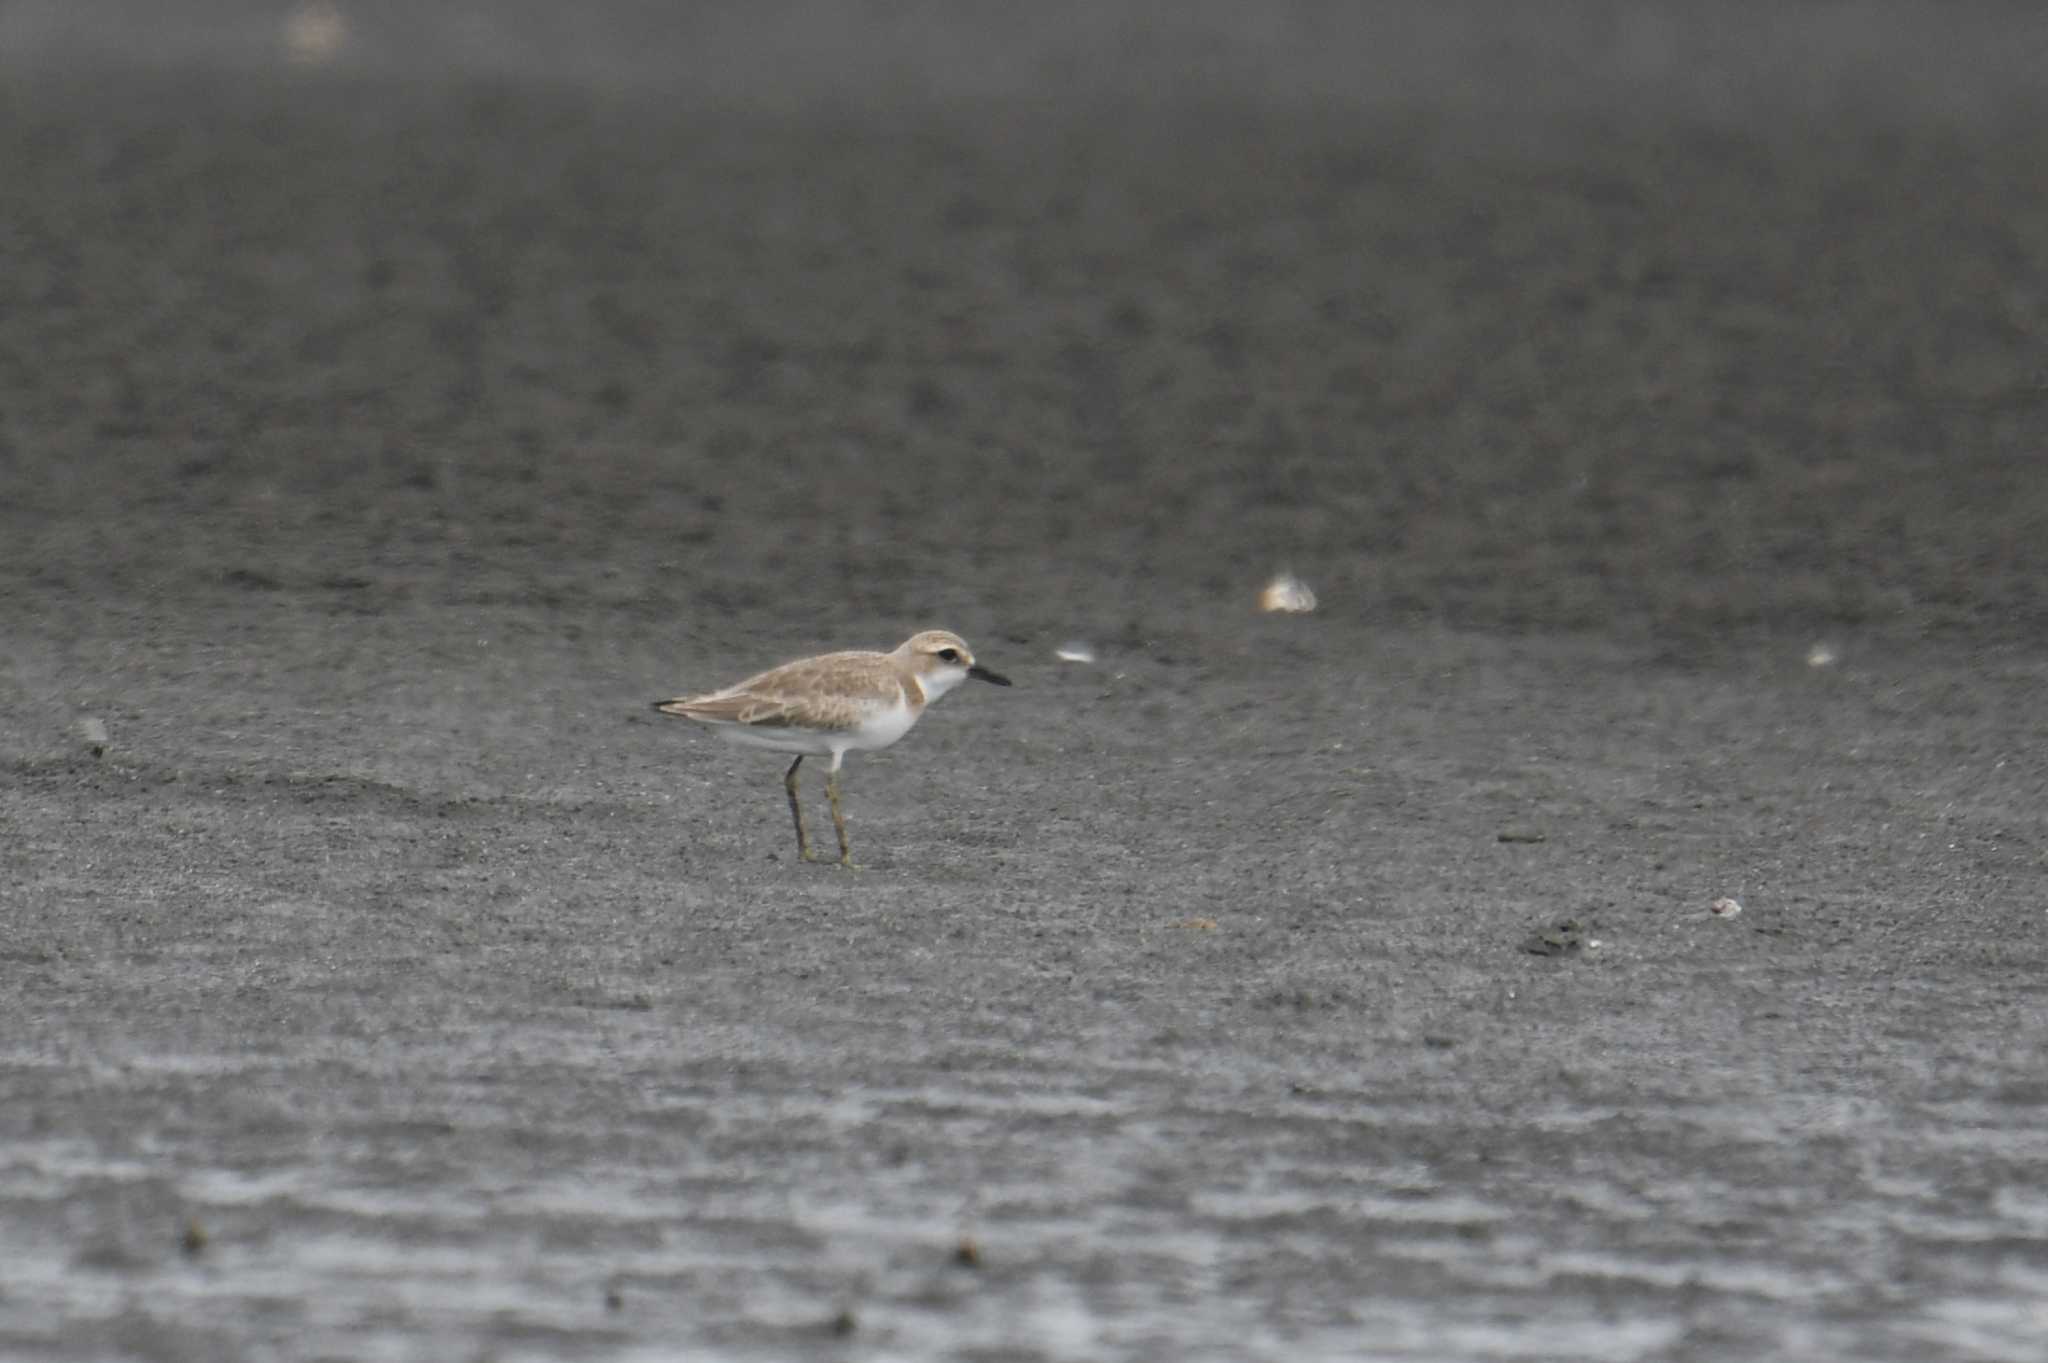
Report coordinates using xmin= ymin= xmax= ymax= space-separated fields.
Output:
xmin=3 ymin=6 xmax=2047 ymax=1359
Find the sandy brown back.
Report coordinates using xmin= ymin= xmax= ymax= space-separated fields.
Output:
xmin=657 ymin=650 xmax=916 ymax=733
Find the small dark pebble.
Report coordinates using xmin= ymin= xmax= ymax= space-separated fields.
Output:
xmin=954 ymin=1237 xmax=981 ymax=1268
xmin=574 ymin=994 xmax=653 ymax=1012
xmin=604 ymin=1286 xmax=624 ymax=1312
xmin=1522 ymin=918 xmax=1588 ymax=957
xmin=830 ymin=1308 xmax=858 ymax=1337
xmin=180 ymin=1219 xmax=207 ymax=1258
xmin=75 ymin=1241 xmax=146 ymax=1272
xmin=1497 ymin=829 xmax=1547 ymax=844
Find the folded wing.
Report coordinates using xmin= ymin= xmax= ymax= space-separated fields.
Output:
xmin=653 ymin=651 xmax=903 ymax=734
xmin=654 ymin=692 xmax=800 ymax=727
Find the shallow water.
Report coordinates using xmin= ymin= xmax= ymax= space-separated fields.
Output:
xmin=7 ymin=931 xmax=2047 ymax=1361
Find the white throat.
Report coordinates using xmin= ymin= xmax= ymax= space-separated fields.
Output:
xmin=917 ymin=664 xmax=970 ymax=703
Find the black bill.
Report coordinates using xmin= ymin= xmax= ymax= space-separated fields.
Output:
xmin=968 ymin=665 xmax=1012 ymax=686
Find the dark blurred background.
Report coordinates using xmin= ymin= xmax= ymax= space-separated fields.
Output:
xmin=5 ymin=1 xmax=2045 ymax=116
xmin=3 ymin=2 xmax=2044 ymax=669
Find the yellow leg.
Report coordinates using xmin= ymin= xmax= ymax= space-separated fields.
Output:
xmin=784 ymin=756 xmax=817 ymax=862
xmin=825 ymin=767 xmax=858 ymax=869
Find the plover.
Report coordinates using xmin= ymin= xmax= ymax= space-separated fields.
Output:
xmin=653 ymin=630 xmax=1012 ymax=867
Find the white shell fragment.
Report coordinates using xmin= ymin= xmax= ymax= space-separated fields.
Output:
xmin=1054 ymin=641 xmax=1096 ymax=664
xmin=1710 ymin=897 xmax=1744 ymax=918
xmin=1260 ymin=573 xmax=1317 ymax=613
xmin=1806 ymin=643 xmax=1837 ymax=668
xmin=282 ymin=1 xmax=350 ymax=65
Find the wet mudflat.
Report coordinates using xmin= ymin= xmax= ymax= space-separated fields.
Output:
xmin=3 ymin=10 xmax=2047 ymax=1360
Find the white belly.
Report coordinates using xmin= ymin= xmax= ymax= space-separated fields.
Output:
xmin=840 ymin=695 xmax=922 ymax=752
xmin=707 ymin=724 xmax=837 ymax=757
xmin=704 ymin=694 xmax=922 ymax=766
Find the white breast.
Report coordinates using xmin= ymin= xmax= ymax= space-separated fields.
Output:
xmin=841 ymin=690 xmax=922 ymax=753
